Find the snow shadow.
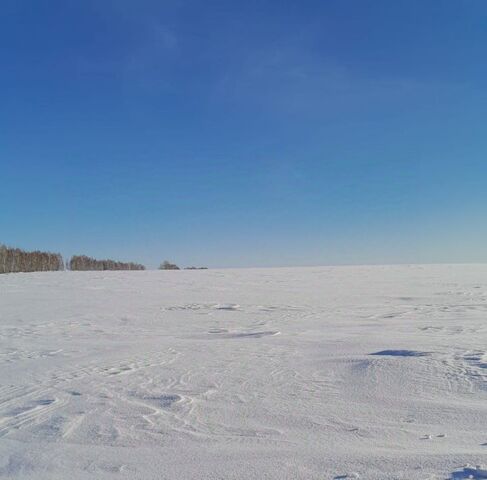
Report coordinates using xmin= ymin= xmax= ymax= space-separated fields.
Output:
xmin=451 ymin=466 xmax=487 ymax=479
xmin=370 ymin=350 xmax=430 ymax=357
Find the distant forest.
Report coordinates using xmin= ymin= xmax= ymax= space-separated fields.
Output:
xmin=0 ymin=245 xmax=63 ymax=274
xmin=68 ymin=255 xmax=145 ymax=271
xmin=0 ymin=244 xmax=144 ymax=274
xmin=0 ymin=244 xmax=206 ymax=274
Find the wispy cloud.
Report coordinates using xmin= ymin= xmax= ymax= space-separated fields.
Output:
xmin=74 ymin=3 xmax=180 ymax=93
xmin=211 ymin=45 xmax=457 ymax=117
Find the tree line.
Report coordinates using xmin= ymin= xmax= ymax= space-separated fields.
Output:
xmin=0 ymin=244 xmax=145 ymax=274
xmin=1 ymin=244 xmax=206 ymax=274
xmin=68 ymin=255 xmax=145 ymax=271
xmin=0 ymin=244 xmax=63 ymax=274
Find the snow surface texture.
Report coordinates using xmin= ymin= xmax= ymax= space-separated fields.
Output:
xmin=0 ymin=265 xmax=486 ymax=479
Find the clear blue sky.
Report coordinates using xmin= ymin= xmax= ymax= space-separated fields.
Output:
xmin=1 ymin=1 xmax=486 ymax=268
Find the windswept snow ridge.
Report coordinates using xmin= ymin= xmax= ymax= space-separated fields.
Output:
xmin=0 ymin=265 xmax=486 ymax=479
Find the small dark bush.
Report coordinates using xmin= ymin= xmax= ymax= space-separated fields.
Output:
xmin=159 ymin=261 xmax=180 ymax=270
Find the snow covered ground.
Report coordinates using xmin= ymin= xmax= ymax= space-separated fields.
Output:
xmin=0 ymin=265 xmax=486 ymax=479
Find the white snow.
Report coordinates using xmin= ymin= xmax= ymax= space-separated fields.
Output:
xmin=0 ymin=265 xmax=486 ymax=479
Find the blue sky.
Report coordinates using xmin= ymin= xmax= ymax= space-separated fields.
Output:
xmin=1 ymin=0 xmax=487 ymax=268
